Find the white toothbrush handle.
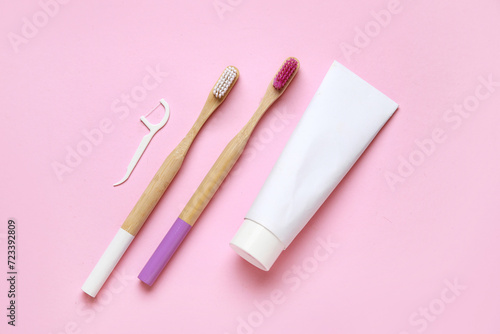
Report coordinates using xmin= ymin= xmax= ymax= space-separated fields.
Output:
xmin=81 ymin=228 xmax=134 ymax=297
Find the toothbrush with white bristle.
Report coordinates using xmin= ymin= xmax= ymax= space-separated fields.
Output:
xmin=82 ymin=66 xmax=239 ymax=297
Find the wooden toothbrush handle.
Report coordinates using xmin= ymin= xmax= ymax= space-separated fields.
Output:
xmin=179 ymin=131 xmax=250 ymax=225
xmin=121 ymin=133 xmax=194 ymax=235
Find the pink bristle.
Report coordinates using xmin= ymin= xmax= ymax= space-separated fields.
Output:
xmin=273 ymin=58 xmax=298 ymax=89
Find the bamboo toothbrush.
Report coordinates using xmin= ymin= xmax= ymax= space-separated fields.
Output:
xmin=139 ymin=57 xmax=300 ymax=285
xmin=82 ymin=66 xmax=239 ymax=297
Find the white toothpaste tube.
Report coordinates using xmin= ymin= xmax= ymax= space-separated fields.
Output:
xmin=230 ymin=61 xmax=398 ymax=270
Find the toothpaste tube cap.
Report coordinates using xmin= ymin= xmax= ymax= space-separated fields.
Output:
xmin=230 ymin=219 xmax=284 ymax=271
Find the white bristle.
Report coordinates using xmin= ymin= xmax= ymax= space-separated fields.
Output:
xmin=213 ymin=66 xmax=237 ymax=99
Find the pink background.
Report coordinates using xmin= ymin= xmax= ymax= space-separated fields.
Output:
xmin=1 ymin=0 xmax=500 ymax=333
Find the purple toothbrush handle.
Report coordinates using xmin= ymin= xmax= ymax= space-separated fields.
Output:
xmin=138 ymin=217 xmax=192 ymax=286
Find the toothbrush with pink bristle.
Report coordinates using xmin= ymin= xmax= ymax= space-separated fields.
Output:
xmin=139 ymin=57 xmax=300 ymax=285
